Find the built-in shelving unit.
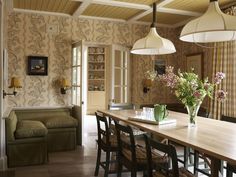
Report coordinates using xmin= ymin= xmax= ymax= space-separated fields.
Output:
xmin=87 ymin=46 xmax=106 ymax=114
xmin=88 ymin=47 xmax=105 ymax=91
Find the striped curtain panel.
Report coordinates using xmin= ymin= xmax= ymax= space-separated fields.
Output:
xmin=210 ymin=6 xmax=236 ymax=119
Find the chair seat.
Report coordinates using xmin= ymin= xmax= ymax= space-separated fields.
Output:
xmin=153 ymin=167 xmax=194 ymax=177
xmin=122 ymin=146 xmax=167 ymax=164
xmin=102 ymin=135 xmax=118 ymax=147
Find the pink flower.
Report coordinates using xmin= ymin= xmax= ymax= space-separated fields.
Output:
xmin=204 ymin=83 xmax=210 ymax=91
xmin=193 ymin=91 xmax=202 ymax=99
xmin=159 ymin=71 xmax=178 ymax=89
xmin=214 ymin=72 xmax=225 ymax=84
xmin=216 ymin=90 xmax=227 ymax=101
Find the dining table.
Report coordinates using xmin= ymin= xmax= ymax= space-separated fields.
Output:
xmin=98 ymin=109 xmax=236 ymax=177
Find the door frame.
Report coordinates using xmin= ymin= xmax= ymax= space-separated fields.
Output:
xmin=0 ymin=0 xmax=7 ymax=170
xmin=110 ymin=44 xmax=131 ymax=105
xmin=71 ymin=40 xmax=87 ymax=146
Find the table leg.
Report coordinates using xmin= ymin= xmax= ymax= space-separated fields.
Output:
xmin=209 ymin=156 xmax=222 ymax=177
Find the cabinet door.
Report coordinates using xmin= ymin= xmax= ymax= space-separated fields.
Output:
xmin=111 ymin=45 xmax=131 ymax=104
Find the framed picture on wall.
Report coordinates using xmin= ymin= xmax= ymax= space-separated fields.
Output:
xmin=186 ymin=53 xmax=204 ymax=79
xmin=28 ymin=56 xmax=48 ymax=76
xmin=154 ymin=59 xmax=166 ymax=75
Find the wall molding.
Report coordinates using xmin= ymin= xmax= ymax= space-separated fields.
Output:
xmin=13 ymin=105 xmax=74 ymax=110
xmin=0 ymin=155 xmax=7 ymax=170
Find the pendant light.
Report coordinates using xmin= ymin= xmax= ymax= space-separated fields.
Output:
xmin=180 ymin=0 xmax=236 ymax=43
xmin=131 ymin=3 xmax=176 ymax=55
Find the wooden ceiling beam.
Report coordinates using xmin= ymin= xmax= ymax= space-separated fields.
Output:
xmin=158 ymin=7 xmax=202 ymax=17
xmin=92 ymin=0 xmax=150 ymax=10
xmin=127 ymin=0 xmax=175 ymax=22
xmin=14 ymin=8 xmax=71 ymax=17
xmin=79 ymin=15 xmax=174 ymax=28
xmin=72 ymin=0 xmax=93 ymax=17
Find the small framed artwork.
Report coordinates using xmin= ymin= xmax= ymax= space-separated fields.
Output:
xmin=186 ymin=53 xmax=204 ymax=79
xmin=28 ymin=56 xmax=48 ymax=76
xmin=154 ymin=59 xmax=166 ymax=75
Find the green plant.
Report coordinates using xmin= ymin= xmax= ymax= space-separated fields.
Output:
xmin=159 ymin=66 xmax=227 ymax=107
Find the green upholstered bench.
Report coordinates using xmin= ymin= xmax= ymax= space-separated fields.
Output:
xmin=6 ymin=111 xmax=48 ymax=167
xmin=5 ymin=107 xmax=80 ymax=167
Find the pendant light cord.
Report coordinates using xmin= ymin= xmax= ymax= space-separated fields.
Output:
xmin=151 ymin=3 xmax=157 ymax=28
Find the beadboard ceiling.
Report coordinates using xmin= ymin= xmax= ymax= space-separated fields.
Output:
xmin=13 ymin=0 xmax=236 ymax=28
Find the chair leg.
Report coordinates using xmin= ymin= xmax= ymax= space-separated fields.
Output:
xmin=194 ymin=150 xmax=199 ymax=177
xmin=117 ymin=159 xmax=122 ymax=177
xmin=143 ymin=170 xmax=148 ymax=177
xmin=227 ymin=170 xmax=233 ymax=177
xmin=131 ymin=170 xmax=137 ymax=177
xmin=189 ymin=148 xmax=194 ymax=165
xmin=184 ymin=146 xmax=188 ymax=168
xmin=94 ymin=147 xmax=101 ymax=176
xmin=104 ymin=151 xmax=111 ymax=177
xmin=226 ymin=164 xmax=233 ymax=177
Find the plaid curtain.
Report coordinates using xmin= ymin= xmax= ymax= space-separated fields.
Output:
xmin=210 ymin=6 xmax=236 ymax=119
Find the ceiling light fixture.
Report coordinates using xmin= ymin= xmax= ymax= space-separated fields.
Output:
xmin=131 ymin=3 xmax=176 ymax=55
xmin=180 ymin=0 xmax=236 ymax=43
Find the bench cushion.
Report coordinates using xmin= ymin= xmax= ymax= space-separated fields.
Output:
xmin=15 ymin=120 xmax=48 ymax=139
xmin=43 ymin=116 xmax=78 ymax=129
xmin=6 ymin=111 xmax=18 ymax=141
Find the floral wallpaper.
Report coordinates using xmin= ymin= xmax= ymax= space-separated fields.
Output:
xmin=7 ymin=12 xmax=151 ymax=107
xmin=7 ymin=12 xmax=211 ymax=108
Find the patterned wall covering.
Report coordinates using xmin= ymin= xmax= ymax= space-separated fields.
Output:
xmin=7 ymin=12 xmax=212 ymax=107
xmin=131 ymin=27 xmax=213 ymax=107
xmin=7 ymin=12 xmax=151 ymax=107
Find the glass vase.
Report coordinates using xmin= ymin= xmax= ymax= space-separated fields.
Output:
xmin=186 ymin=103 xmax=201 ymax=127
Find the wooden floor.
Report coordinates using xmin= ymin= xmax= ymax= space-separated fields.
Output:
xmin=1 ymin=115 xmax=235 ymax=177
xmin=10 ymin=115 xmax=142 ymax=177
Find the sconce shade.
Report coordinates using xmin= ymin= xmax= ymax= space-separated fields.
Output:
xmin=61 ymin=78 xmax=70 ymax=88
xmin=144 ymin=79 xmax=153 ymax=87
xmin=9 ymin=77 xmax=22 ymax=88
xmin=180 ymin=0 xmax=236 ymax=43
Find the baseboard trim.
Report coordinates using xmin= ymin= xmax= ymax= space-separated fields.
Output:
xmin=0 ymin=155 xmax=8 ymax=170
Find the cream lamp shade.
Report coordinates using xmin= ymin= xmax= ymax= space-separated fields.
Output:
xmin=61 ymin=78 xmax=70 ymax=88
xmin=131 ymin=3 xmax=176 ymax=55
xmin=9 ymin=77 xmax=22 ymax=88
xmin=180 ymin=0 xmax=236 ymax=43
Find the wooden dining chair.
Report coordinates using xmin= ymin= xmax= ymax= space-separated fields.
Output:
xmin=221 ymin=115 xmax=236 ymax=177
xmin=94 ymin=112 xmax=119 ymax=177
xmin=115 ymin=121 xmax=167 ymax=177
xmin=144 ymin=134 xmax=194 ymax=177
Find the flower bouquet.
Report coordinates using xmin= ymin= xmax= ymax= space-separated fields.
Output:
xmin=159 ymin=66 xmax=227 ymax=126
xmin=143 ymin=70 xmax=157 ymax=93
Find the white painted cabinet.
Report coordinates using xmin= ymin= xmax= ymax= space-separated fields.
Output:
xmin=87 ymin=91 xmax=106 ymax=114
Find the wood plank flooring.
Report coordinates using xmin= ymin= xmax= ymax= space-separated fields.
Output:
xmin=1 ymin=115 xmax=234 ymax=177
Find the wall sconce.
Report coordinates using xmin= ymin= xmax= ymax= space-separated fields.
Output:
xmin=3 ymin=77 xmax=22 ymax=98
xmin=143 ymin=79 xmax=153 ymax=93
xmin=60 ymin=78 xmax=71 ymax=94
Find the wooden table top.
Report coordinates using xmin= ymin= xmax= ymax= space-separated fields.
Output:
xmin=98 ymin=109 xmax=236 ymax=166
